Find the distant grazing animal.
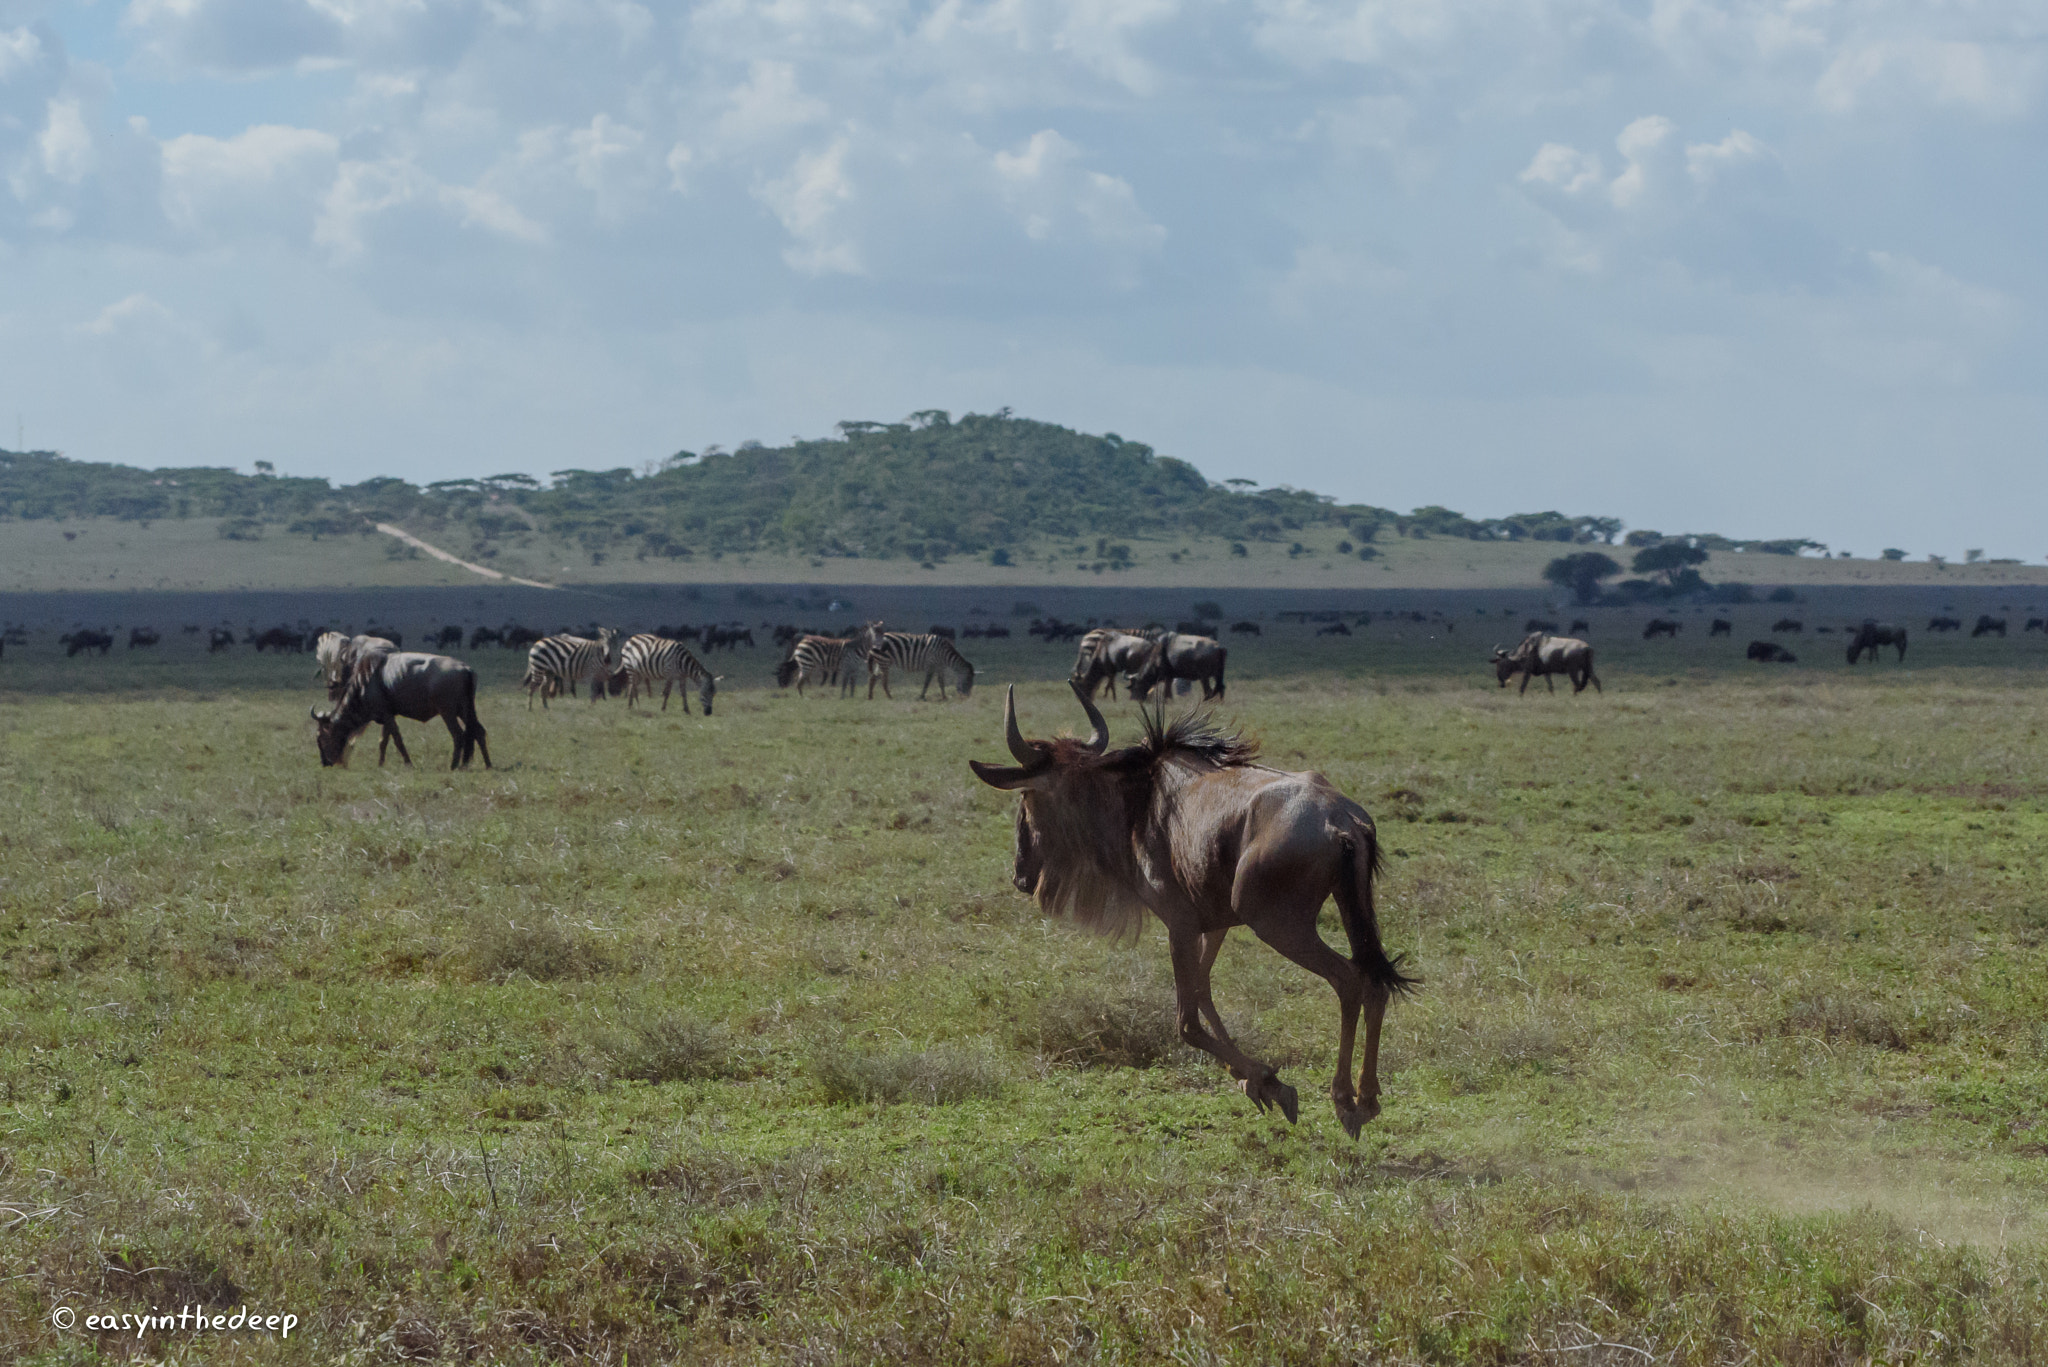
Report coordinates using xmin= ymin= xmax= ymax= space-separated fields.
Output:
xmin=362 ymin=628 xmax=402 ymax=649
xmin=864 ymin=631 xmax=975 ymax=700
xmin=127 ymin=627 xmax=160 ymax=649
xmin=1490 ymin=633 xmax=1600 ymax=695
xmin=1747 ymin=640 xmax=1797 ymax=663
xmin=1071 ymin=629 xmax=1158 ymax=701
xmin=785 ymin=634 xmax=861 ymax=696
xmin=619 ymin=634 xmax=718 ymax=713
xmin=772 ymin=624 xmax=801 ymax=646
xmin=1524 ymin=619 xmax=1559 ymax=634
xmin=523 ymin=629 xmax=619 ymax=708
xmin=61 ymin=629 xmax=114 ymax=657
xmin=1229 ymin=621 xmax=1262 ymax=635
xmin=502 ymin=625 xmax=543 ymax=650
xmin=181 ymin=624 xmax=202 ymax=635
xmin=929 ymin=625 xmax=957 ymax=640
xmin=1771 ymin=618 xmax=1803 ymax=633
xmin=208 ymin=628 xmax=236 ymax=653
xmin=1642 ymin=619 xmax=1681 ymax=639
xmin=315 ymin=633 xmax=398 ymax=698
xmin=1816 ymin=626 xmax=1836 ymax=634
xmin=1316 ymin=623 xmax=1351 ymax=636
xmin=247 ymin=625 xmax=304 ymax=653
xmin=1972 ymin=615 xmax=2007 ymax=638
xmin=701 ymin=625 xmax=755 ymax=651
xmin=467 ymin=626 xmax=503 ymax=650
xmin=1176 ymin=620 xmax=1219 ymax=637
xmin=1129 ymin=634 xmax=1227 ymax=702
xmin=313 ymin=651 xmax=490 ymax=770
xmin=969 ymin=684 xmax=1415 ymax=1137
xmin=1927 ymin=617 xmax=1962 ymax=633
xmin=430 ymin=625 xmax=465 ymax=650
xmin=1709 ymin=619 xmax=1732 ymax=637
xmin=2025 ymin=618 xmax=2045 ymax=633
xmin=1846 ymin=621 xmax=1908 ymax=664
xmin=1568 ymin=619 xmax=1590 ymax=635
xmin=980 ymin=626 xmax=1010 ymax=639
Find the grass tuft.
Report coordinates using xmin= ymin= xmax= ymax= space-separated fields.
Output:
xmin=813 ymin=1042 xmax=1004 ymax=1105
xmin=605 ymin=1014 xmax=742 ymax=1082
xmin=1775 ymin=992 xmax=1909 ymax=1050
xmin=1032 ymin=972 xmax=1183 ymax=1068
xmin=469 ymin=917 xmax=618 ymax=981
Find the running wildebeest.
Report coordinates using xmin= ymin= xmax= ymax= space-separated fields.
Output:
xmin=1490 ymin=633 xmax=1601 ymax=695
xmin=1846 ymin=621 xmax=1908 ymax=664
xmin=1747 ymin=640 xmax=1797 ymax=663
xmin=1129 ymin=633 xmax=1228 ymax=701
xmin=312 ymin=651 xmax=490 ymax=770
xmin=1642 ymin=619 xmax=1681 ymax=639
xmin=1973 ymin=615 xmax=2008 ymax=638
xmin=1709 ymin=619 xmax=1732 ymax=637
xmin=969 ymin=684 xmax=1416 ymax=1136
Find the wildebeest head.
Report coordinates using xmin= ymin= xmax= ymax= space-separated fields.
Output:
xmin=969 ymin=683 xmax=1117 ymax=904
xmin=309 ymin=706 xmax=357 ymax=767
xmin=1488 ymin=645 xmax=1514 ymax=685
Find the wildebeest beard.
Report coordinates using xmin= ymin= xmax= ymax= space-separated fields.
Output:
xmin=1018 ymin=764 xmax=1149 ymax=942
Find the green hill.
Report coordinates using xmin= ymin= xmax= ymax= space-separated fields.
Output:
xmin=0 ymin=411 xmax=1624 ymax=570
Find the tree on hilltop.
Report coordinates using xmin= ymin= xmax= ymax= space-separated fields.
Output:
xmin=1544 ymin=551 xmax=1621 ymax=603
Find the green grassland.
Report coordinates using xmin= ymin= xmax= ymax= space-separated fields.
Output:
xmin=4 ymin=629 xmax=2048 ymax=1364
xmin=8 ymin=514 xmax=2048 ymax=594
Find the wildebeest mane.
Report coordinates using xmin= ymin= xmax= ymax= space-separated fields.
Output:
xmin=1120 ymin=703 xmax=1259 ymax=771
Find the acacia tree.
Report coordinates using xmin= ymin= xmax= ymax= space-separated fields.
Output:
xmin=1543 ymin=551 xmax=1622 ymax=603
xmin=1631 ymin=541 xmax=1709 ymax=587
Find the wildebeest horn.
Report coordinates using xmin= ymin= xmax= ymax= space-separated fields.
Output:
xmin=1004 ymin=685 xmax=1036 ymax=764
xmin=1068 ymin=679 xmax=1109 ymax=753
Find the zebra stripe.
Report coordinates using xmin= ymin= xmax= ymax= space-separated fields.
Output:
xmin=863 ymin=632 xmax=975 ymax=700
xmin=619 ymin=634 xmax=717 ymax=714
xmin=788 ymin=635 xmax=863 ymax=697
xmin=524 ymin=629 xmax=618 ymax=709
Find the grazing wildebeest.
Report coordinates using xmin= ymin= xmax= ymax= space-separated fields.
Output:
xmin=1846 ymin=621 xmax=1908 ymax=664
xmin=1489 ymin=633 xmax=1600 ymax=695
xmin=1524 ymin=618 xmax=1559 ymax=634
xmin=1176 ymin=620 xmax=1219 ymax=637
xmin=970 ymin=685 xmax=1416 ymax=1136
xmin=1316 ymin=623 xmax=1351 ymax=636
xmin=430 ymin=625 xmax=465 ymax=650
xmin=1568 ymin=619 xmax=1590 ymax=634
xmin=61 ymin=629 xmax=114 ymax=657
xmin=1747 ymin=640 xmax=1797 ymax=663
xmin=1771 ymin=618 xmax=1803 ymax=633
xmin=467 ymin=625 xmax=503 ymax=650
xmin=312 ymin=651 xmax=491 ymax=770
xmin=1709 ymin=619 xmax=1732 ymax=636
xmin=208 ymin=627 xmax=236 ymax=653
xmin=503 ymin=625 xmax=543 ymax=650
xmin=247 ymin=625 xmax=304 ymax=653
xmin=128 ymin=627 xmax=160 ymax=649
xmin=982 ymin=625 xmax=1011 ymax=639
xmin=1229 ymin=621 xmax=1262 ymax=636
xmin=929 ymin=625 xmax=957 ymax=640
xmin=1972 ymin=615 xmax=2007 ymax=638
xmin=1129 ymin=633 xmax=1228 ymax=702
xmin=1642 ymin=619 xmax=1680 ymax=639
xmin=1071 ymin=629 xmax=1157 ymax=701
xmin=1928 ymin=617 xmax=1962 ymax=633
xmin=2026 ymin=618 xmax=2046 ymax=633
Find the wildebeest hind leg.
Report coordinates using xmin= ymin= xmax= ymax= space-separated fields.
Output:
xmin=1247 ymin=908 xmax=1370 ymax=1136
xmin=1194 ymin=928 xmax=1233 ymax=1043
xmin=1166 ymin=926 xmax=1295 ymax=1123
xmin=381 ymin=724 xmax=412 ymax=767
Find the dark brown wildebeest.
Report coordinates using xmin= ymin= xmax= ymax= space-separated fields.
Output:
xmin=312 ymin=651 xmax=490 ymax=770
xmin=969 ymin=685 xmax=1415 ymax=1136
xmin=1129 ymin=633 xmax=1228 ymax=701
xmin=1642 ymin=618 xmax=1680 ymax=639
xmin=1928 ymin=616 xmax=1962 ymax=633
xmin=1709 ymin=618 xmax=1732 ymax=636
xmin=1771 ymin=618 xmax=1804 ymax=633
xmin=315 ymin=632 xmax=398 ymax=699
xmin=1845 ymin=621 xmax=1907 ymax=664
xmin=430 ymin=624 xmax=464 ymax=650
xmin=61 ymin=629 xmax=113 ymax=657
xmin=1176 ymin=620 xmax=1218 ymax=637
xmin=1972 ymin=615 xmax=2007 ymax=638
xmin=2026 ymin=618 xmax=2045 ymax=633
xmin=468 ymin=625 xmax=503 ymax=650
xmin=247 ymin=625 xmax=303 ymax=653
xmin=1490 ymin=633 xmax=1600 ymax=695
xmin=1747 ymin=640 xmax=1796 ymax=663
xmin=208 ymin=627 xmax=236 ymax=653
xmin=1071 ymin=629 xmax=1157 ymax=701
xmin=1316 ymin=622 xmax=1351 ymax=636
xmin=1568 ymin=618 xmax=1590 ymax=634
xmin=1229 ymin=620 xmax=1262 ymax=635
xmin=128 ymin=626 xmax=160 ymax=649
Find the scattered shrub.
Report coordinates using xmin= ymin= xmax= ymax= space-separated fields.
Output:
xmin=606 ymin=1015 xmax=740 ymax=1083
xmin=470 ymin=918 xmax=617 ymax=982
xmin=1032 ymin=974 xmax=1182 ymax=1068
xmin=1775 ymin=993 xmax=1907 ymax=1050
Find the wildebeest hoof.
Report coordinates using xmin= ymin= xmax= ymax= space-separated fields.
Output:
xmin=1336 ymin=1095 xmax=1380 ymax=1140
xmin=1241 ymin=1075 xmax=1299 ymax=1124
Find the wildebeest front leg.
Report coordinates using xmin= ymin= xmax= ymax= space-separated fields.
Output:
xmin=1167 ymin=926 xmax=1297 ymax=1123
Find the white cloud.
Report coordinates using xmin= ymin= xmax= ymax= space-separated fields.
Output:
xmin=39 ymin=97 xmax=95 ymax=184
xmin=1817 ymin=39 xmax=2039 ymax=118
xmin=1520 ymin=142 xmax=1605 ymax=197
xmin=714 ymin=61 xmax=829 ymax=146
xmin=1685 ymin=127 xmax=1767 ymax=183
xmin=0 ymin=25 xmax=43 ymax=79
xmin=161 ymin=124 xmax=339 ymax=235
xmin=76 ymin=293 xmax=176 ymax=338
xmin=993 ymin=129 xmax=1164 ymax=253
xmin=757 ymin=139 xmax=862 ymax=275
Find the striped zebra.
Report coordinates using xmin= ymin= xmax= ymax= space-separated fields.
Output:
xmin=523 ymin=628 xmax=618 ymax=708
xmin=862 ymin=631 xmax=975 ymax=700
xmin=619 ymin=634 xmax=718 ymax=714
xmin=783 ymin=634 xmax=863 ymax=697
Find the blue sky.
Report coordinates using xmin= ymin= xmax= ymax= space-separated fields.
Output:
xmin=2 ymin=0 xmax=2042 ymax=558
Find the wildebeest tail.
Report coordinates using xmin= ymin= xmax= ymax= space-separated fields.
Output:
xmin=1336 ymin=831 xmax=1418 ymax=994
